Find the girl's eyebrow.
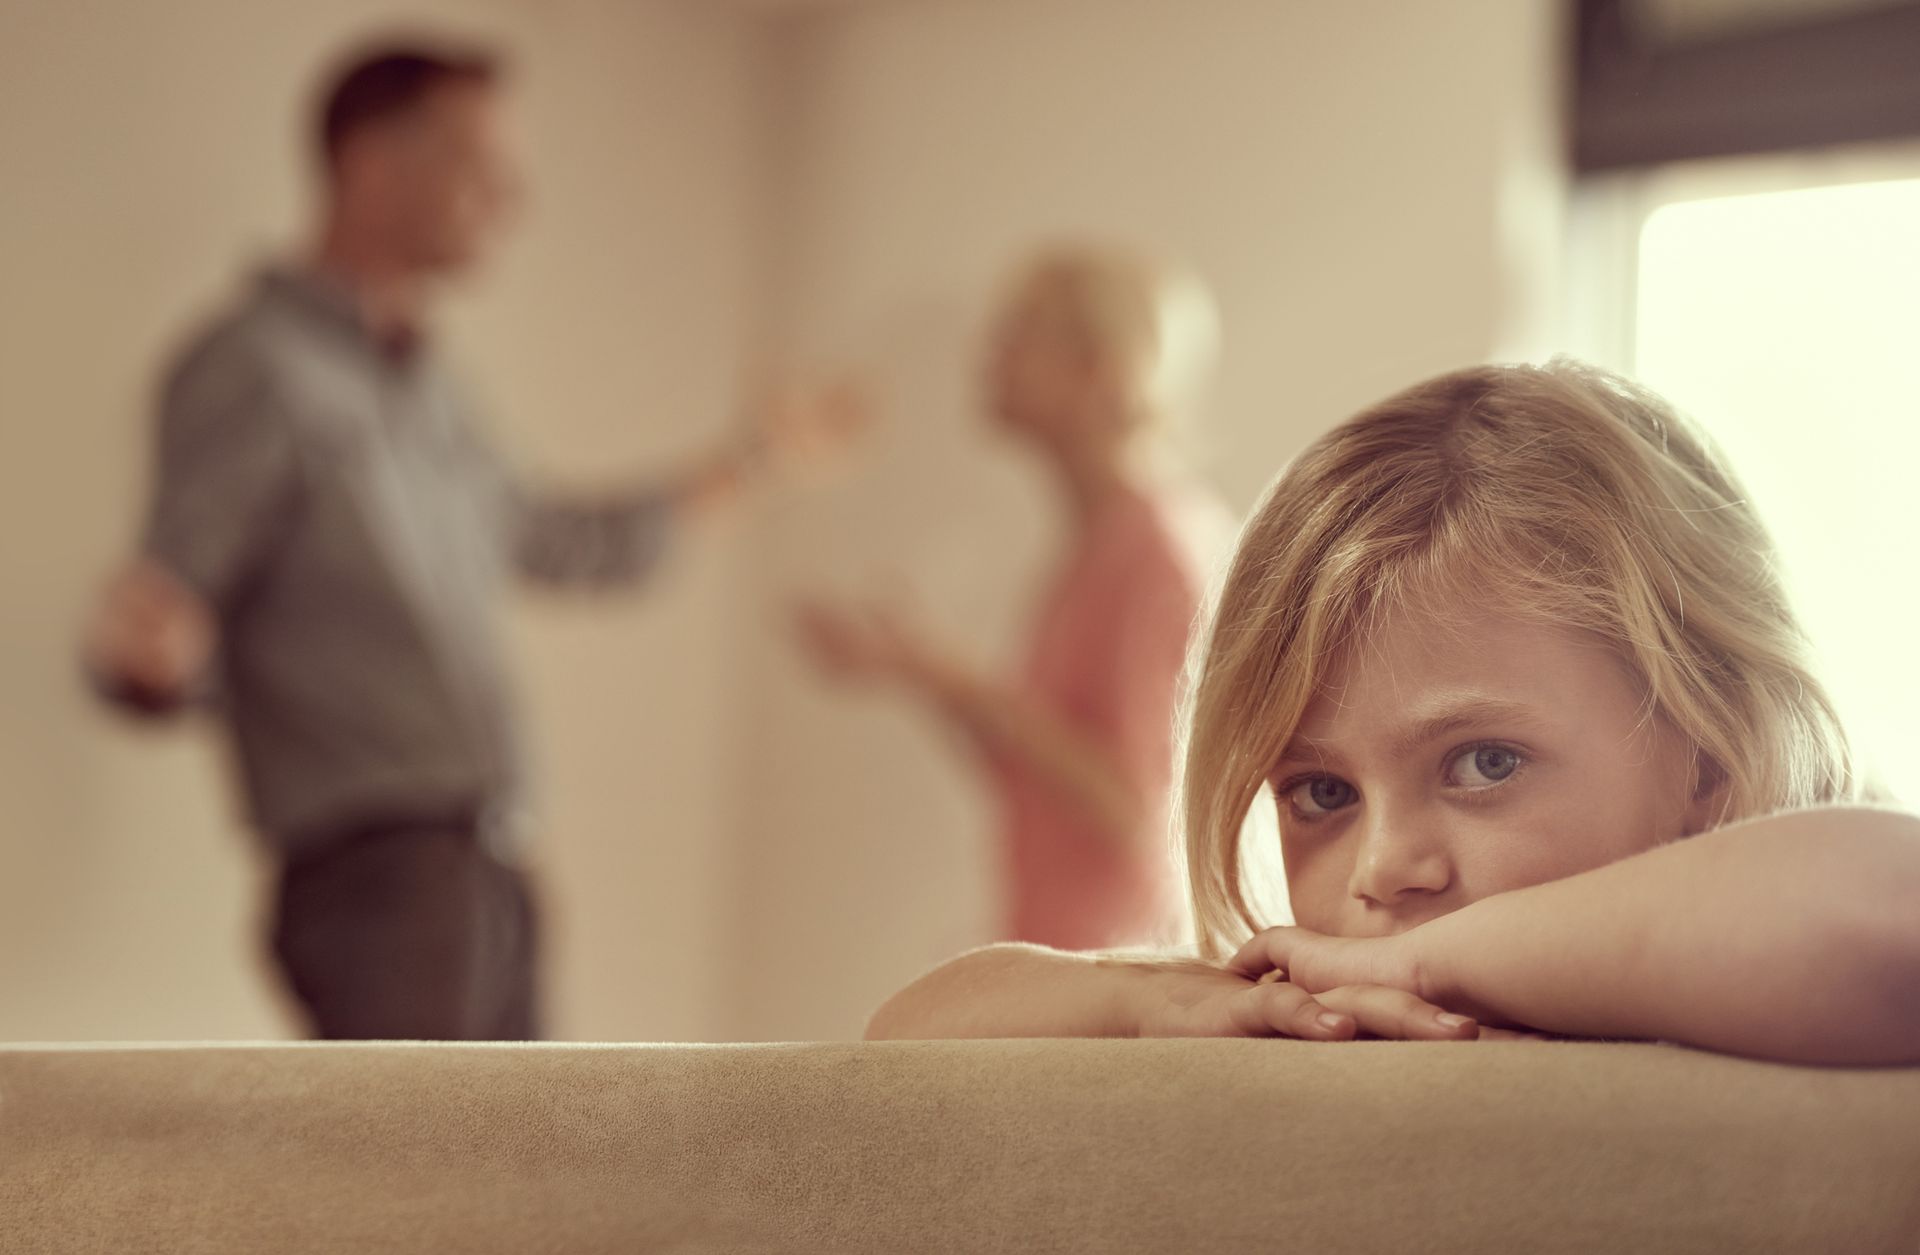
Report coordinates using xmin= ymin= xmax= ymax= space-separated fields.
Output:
xmin=1388 ymin=696 xmax=1547 ymax=757
xmin=1276 ymin=696 xmax=1548 ymax=768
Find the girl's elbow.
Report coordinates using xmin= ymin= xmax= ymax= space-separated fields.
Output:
xmin=862 ymin=944 xmax=1026 ymax=1042
xmin=863 ymin=999 xmax=906 ymax=1042
xmin=864 ymin=984 xmax=930 ymax=1041
xmin=864 ymin=977 xmax=936 ymax=1041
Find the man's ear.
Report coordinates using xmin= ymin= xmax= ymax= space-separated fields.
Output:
xmin=1682 ymin=751 xmax=1732 ymax=836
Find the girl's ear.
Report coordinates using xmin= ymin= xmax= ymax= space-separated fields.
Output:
xmin=1682 ymin=751 xmax=1731 ymax=836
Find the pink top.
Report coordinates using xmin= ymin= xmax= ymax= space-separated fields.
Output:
xmin=995 ymin=484 xmax=1215 ymax=950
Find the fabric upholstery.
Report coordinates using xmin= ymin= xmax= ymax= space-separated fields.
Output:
xmin=3 ymin=1038 xmax=1917 ymax=1253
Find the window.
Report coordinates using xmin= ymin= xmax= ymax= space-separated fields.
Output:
xmin=1596 ymin=151 xmax=1920 ymax=804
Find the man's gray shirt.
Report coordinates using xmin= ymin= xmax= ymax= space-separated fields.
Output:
xmin=143 ymin=268 xmax=671 ymax=855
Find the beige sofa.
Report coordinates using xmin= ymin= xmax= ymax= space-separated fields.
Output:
xmin=3 ymin=1038 xmax=1917 ymax=1253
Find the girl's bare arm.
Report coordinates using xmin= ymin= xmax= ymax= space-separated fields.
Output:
xmin=1239 ymin=806 xmax=1920 ymax=1065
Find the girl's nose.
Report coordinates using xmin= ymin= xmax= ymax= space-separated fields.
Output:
xmin=1347 ymin=804 xmax=1454 ymax=909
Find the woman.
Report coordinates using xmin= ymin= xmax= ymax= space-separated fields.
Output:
xmin=798 ymin=244 xmax=1229 ymax=950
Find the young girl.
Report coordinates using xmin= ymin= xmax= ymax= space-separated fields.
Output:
xmin=798 ymin=245 xmax=1229 ymax=951
xmin=867 ymin=360 xmax=1920 ymax=1066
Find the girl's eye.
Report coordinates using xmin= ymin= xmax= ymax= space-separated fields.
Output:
xmin=1285 ymin=776 xmax=1357 ymax=817
xmin=1449 ymin=745 xmax=1522 ymax=788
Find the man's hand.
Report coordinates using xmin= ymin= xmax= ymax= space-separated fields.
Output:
xmin=1122 ymin=958 xmax=1482 ymax=1042
xmin=83 ymin=558 xmax=216 ymax=717
xmin=681 ymin=377 xmax=878 ymax=516
xmin=751 ymin=375 xmax=875 ymax=471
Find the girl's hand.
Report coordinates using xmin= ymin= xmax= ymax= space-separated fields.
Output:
xmin=1123 ymin=960 xmax=1480 ymax=1042
xmin=1227 ymin=925 xmax=1552 ymax=1039
xmin=1227 ymin=925 xmax=1430 ymax=1001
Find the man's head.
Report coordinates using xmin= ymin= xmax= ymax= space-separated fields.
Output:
xmin=316 ymin=42 xmax=524 ymax=276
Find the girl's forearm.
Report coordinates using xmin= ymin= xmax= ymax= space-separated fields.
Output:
xmin=1419 ymin=807 xmax=1920 ymax=1064
xmin=865 ymin=944 xmax=1138 ymax=1040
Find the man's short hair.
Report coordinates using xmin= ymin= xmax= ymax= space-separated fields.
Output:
xmin=316 ymin=41 xmax=503 ymax=167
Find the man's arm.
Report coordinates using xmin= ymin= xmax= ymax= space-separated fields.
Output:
xmin=84 ymin=558 xmax=218 ymax=715
xmin=501 ymin=381 xmax=871 ymax=592
xmin=87 ymin=338 xmax=299 ymax=715
xmin=503 ymin=479 xmax=682 ymax=592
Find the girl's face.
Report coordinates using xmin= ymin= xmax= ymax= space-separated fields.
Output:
xmin=1269 ymin=602 xmax=1715 ymax=939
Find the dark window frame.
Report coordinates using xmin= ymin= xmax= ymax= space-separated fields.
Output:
xmin=1573 ymin=0 xmax=1920 ymax=172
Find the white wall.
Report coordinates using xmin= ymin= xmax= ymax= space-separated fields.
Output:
xmin=731 ymin=0 xmax=1567 ymax=1041
xmin=0 ymin=0 xmax=769 ymax=1042
xmin=0 ymin=0 xmax=1565 ymax=1045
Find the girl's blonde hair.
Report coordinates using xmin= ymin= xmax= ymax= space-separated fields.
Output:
xmin=1011 ymin=243 xmax=1220 ymax=438
xmin=1181 ymin=360 xmax=1853 ymax=958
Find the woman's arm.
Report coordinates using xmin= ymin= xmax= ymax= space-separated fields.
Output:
xmin=930 ymin=553 xmax=1198 ymax=854
xmin=918 ymin=662 xmax=1151 ymax=850
xmin=1240 ymin=806 xmax=1920 ymax=1065
xmin=793 ymin=603 xmax=1152 ymax=851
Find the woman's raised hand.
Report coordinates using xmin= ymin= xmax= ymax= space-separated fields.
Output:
xmin=791 ymin=593 xmax=954 ymax=690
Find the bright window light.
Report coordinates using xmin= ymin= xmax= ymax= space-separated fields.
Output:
xmin=1635 ymin=177 xmax=1920 ymax=805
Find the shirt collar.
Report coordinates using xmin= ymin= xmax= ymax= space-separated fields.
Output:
xmin=257 ymin=265 xmax=431 ymax=365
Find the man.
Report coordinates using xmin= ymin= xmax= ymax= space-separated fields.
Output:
xmin=84 ymin=43 xmax=854 ymax=1040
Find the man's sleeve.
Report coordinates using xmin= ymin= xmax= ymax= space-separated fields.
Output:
xmin=450 ymin=390 xmax=677 ymax=593
xmin=503 ymin=481 xmax=678 ymax=592
xmin=141 ymin=340 xmax=301 ymax=607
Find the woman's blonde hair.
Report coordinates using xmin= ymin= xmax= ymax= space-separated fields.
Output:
xmin=1011 ymin=243 xmax=1220 ymax=437
xmin=1181 ymin=360 xmax=1853 ymax=958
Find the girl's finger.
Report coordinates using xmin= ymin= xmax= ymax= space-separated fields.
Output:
xmin=1227 ymin=980 xmax=1355 ymax=1041
xmin=1314 ymin=984 xmax=1478 ymax=1042
xmin=1226 ymin=926 xmax=1299 ymax=979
